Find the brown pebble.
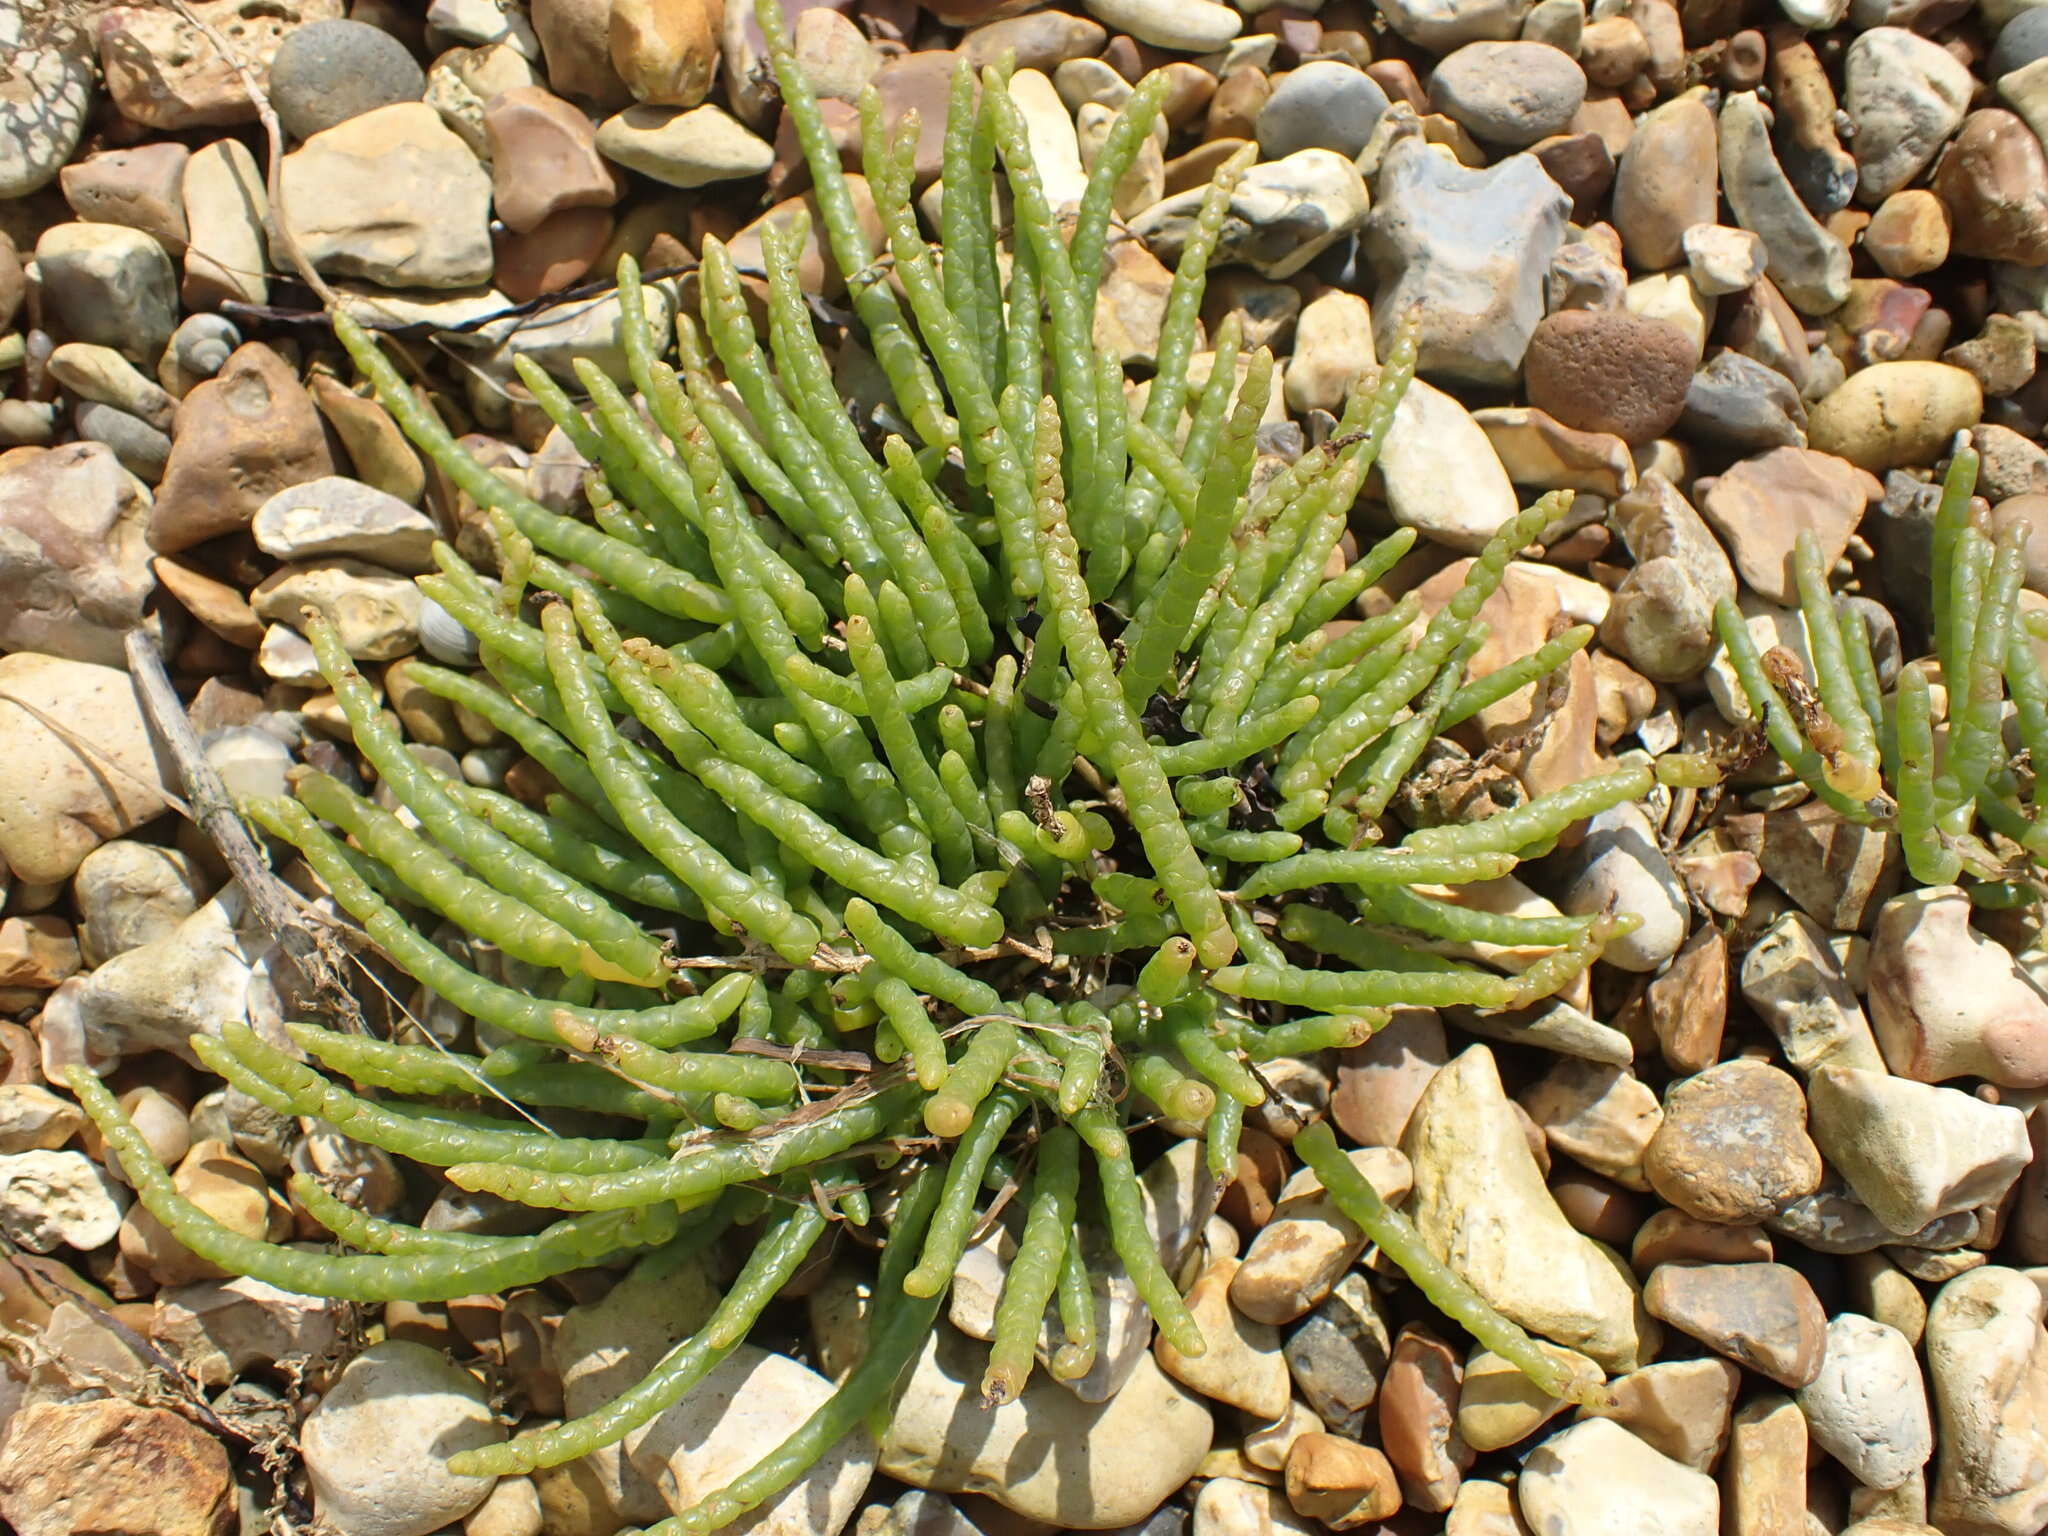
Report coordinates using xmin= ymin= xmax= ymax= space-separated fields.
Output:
xmin=1632 ymin=1209 xmax=1775 ymax=1271
xmin=1644 ymin=1060 xmax=1823 ymax=1225
xmin=1332 ymin=1008 xmax=1446 ymax=1148
xmin=1643 ymin=1261 xmax=1829 ymax=1388
xmin=484 ymin=86 xmax=619 ymax=234
xmin=1643 ymin=924 xmax=1728 ymax=1074
xmin=1931 ymin=109 xmax=2048 ymax=266
xmin=1284 ymin=1433 xmax=1404 ymax=1528
xmin=1551 ymin=1169 xmax=1646 ymax=1247
xmin=493 ymin=206 xmax=615 ymax=301
xmin=1581 ymin=1357 xmax=1742 ymax=1471
xmin=1379 ymin=1324 xmax=1471 ymax=1514
xmin=1523 ymin=309 xmax=1696 ymax=445
xmin=1722 ymin=28 xmax=1766 ymax=88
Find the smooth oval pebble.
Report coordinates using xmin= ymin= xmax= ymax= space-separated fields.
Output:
xmin=1427 ymin=41 xmax=1587 ymax=147
xmin=1806 ymin=361 xmax=1984 ymax=472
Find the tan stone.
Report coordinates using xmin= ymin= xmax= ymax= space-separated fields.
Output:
xmin=0 ymin=1397 xmax=233 ymax=1536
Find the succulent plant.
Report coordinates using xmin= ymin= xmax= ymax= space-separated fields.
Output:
xmin=68 ymin=8 xmax=1646 ymax=1526
xmin=1705 ymin=442 xmax=2048 ymax=892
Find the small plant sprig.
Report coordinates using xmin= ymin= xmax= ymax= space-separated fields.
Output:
xmin=70 ymin=8 xmax=1643 ymax=1526
xmin=1705 ymin=443 xmax=2048 ymax=887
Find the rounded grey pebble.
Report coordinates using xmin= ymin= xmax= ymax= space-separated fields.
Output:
xmin=269 ymin=19 xmax=427 ymax=142
xmin=1255 ymin=60 xmax=1390 ymax=160
xmin=1991 ymin=8 xmax=2048 ymax=80
xmin=74 ymin=400 xmax=171 ymax=483
xmin=1428 ymin=41 xmax=1588 ymax=147
xmin=170 ymin=313 xmax=242 ymax=378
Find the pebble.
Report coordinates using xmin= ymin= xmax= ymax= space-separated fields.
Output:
xmin=1364 ymin=136 xmax=1569 ymax=388
xmin=1378 ymin=1324 xmax=1470 ymax=1513
xmin=596 ymin=102 xmax=774 ymax=187
xmin=1845 ymin=29 xmax=1972 ymax=205
xmin=1807 ymin=361 xmax=1984 ymax=473
xmin=300 ymin=1340 xmax=503 ymax=1536
xmin=1680 ymin=349 xmax=1810 ymax=453
xmin=1193 ymin=1477 xmax=1317 ymax=1536
xmin=1719 ymin=90 xmax=1853 ymax=315
xmin=1231 ymin=1148 xmax=1411 ymax=1324
xmin=38 ymin=890 xmax=259 ymax=1070
xmin=0 ymin=1148 xmax=128 ymax=1253
xmin=1865 ymin=189 xmax=1952 ymax=278
xmin=612 ymin=0 xmax=720 ymax=107
xmin=1284 ymin=1273 xmax=1394 ymax=1435
xmin=72 ymin=841 xmax=207 ymax=967
xmin=1599 ymin=473 xmax=1738 ymax=683
xmin=1869 ymin=885 xmax=2048 ymax=1087
xmin=1644 ymin=1260 xmax=1829 ymax=1388
xmin=628 ymin=1343 xmax=876 ymax=1534
xmin=1283 ymin=1433 xmax=1402 ymax=1527
xmin=486 ymin=86 xmax=618 ymax=233
xmin=1926 ymin=1267 xmax=2048 ymax=1535
xmin=277 ymin=103 xmax=496 ymax=289
xmin=58 ymin=144 xmax=190 ymax=253
xmin=1697 ymin=445 xmax=1881 ymax=605
xmin=1991 ymin=8 xmax=2048 ymax=78
xmin=1579 ymin=1356 xmax=1741 ymax=1470
xmin=0 ymin=1084 xmax=85 ymax=1153
xmin=1723 ymin=1395 xmax=1808 ymax=1536
xmin=1082 ymin=0 xmax=1242 ymax=51
xmin=0 ymin=1398 xmax=232 ymax=1536
xmin=34 ymin=223 xmax=179 ymax=368
xmin=464 ymin=1477 xmax=543 ymax=1536
xmin=49 ymin=343 xmax=176 ymax=432
xmin=1379 ymin=0 xmax=1538 ymax=53
xmin=1520 ymin=1417 xmax=1720 ymax=1536
xmin=1521 ymin=1058 xmax=1661 ymax=1190
xmin=1132 ymin=149 xmax=1368 ymax=280
xmin=1522 ymin=309 xmax=1697 ymax=446
xmin=252 ymin=476 xmax=441 ymax=573
xmin=1642 ymin=1060 xmax=1823 ymax=1224
xmin=1741 ymin=910 xmax=1888 ymax=1076
xmin=0 ymin=656 xmax=170 ymax=886
xmin=1156 ymin=1257 xmax=1292 ymax=1419
xmin=1558 ymin=801 xmax=1689 ymax=973
xmin=869 ymin=1316 xmax=1211 ymax=1528
xmin=1612 ymin=95 xmax=1718 ymax=272
xmin=269 ymin=18 xmax=427 ymax=140
xmin=1377 ymin=377 xmax=1521 ymax=553
xmin=1682 ymin=224 xmax=1766 ymax=296
xmin=1255 ymin=61 xmax=1389 ymax=161
xmin=153 ymin=1275 xmax=345 ymax=1387
xmin=424 ymin=42 xmax=545 ymax=156
xmin=1929 ymin=110 xmax=2048 ymax=265
xmin=1404 ymin=1045 xmax=1654 ymax=1372
xmin=1455 ymin=1343 xmax=1590 ymax=1451
xmin=1797 ymin=1313 xmax=1933 ymax=1490
xmin=1427 ymin=42 xmax=1586 ymax=148
xmin=1807 ymin=1066 xmax=2032 ymax=1235
xmin=151 ymin=343 xmax=336 ymax=554
xmin=0 ymin=441 xmax=157 ymax=670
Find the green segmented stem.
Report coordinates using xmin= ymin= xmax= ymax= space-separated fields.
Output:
xmin=1896 ymin=664 xmax=1961 ymax=884
xmin=1793 ymin=531 xmax=1879 ymax=773
xmin=904 ymin=1086 xmax=1027 ymax=1296
xmin=1031 ymin=399 xmax=1235 ymax=967
xmin=847 ymin=604 xmax=976 ymax=885
xmin=925 ymin=1019 xmax=1021 ymax=1138
xmin=1052 ymin=1225 xmax=1098 ymax=1378
xmin=68 ymin=1066 xmax=675 ymax=1300
xmin=1438 ymin=625 xmax=1593 ymax=731
xmin=1071 ymin=1105 xmax=1205 ymax=1357
xmin=1294 ymin=1121 xmax=1602 ymax=1405
xmin=1712 ymin=598 xmax=1878 ymax=821
xmin=450 ymin=1194 xmax=829 ymax=1476
xmin=287 ymin=1021 xmax=668 ymax=1120
xmin=984 ymin=1125 xmax=1080 ymax=1405
xmin=1404 ymin=763 xmax=1655 ymax=855
xmin=291 ymin=1176 xmax=494 ymax=1254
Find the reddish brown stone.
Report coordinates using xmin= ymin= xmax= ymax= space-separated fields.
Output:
xmin=1523 ymin=309 xmax=1696 ymax=445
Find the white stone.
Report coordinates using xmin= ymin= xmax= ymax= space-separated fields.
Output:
xmin=250 ymin=558 xmax=424 ymax=660
xmin=1796 ymin=1313 xmax=1933 ymax=1490
xmin=1557 ymin=801 xmax=1689 ymax=972
xmin=1807 ymin=1066 xmax=2033 ymax=1235
xmin=1519 ymin=1417 xmax=1720 ymax=1536
xmin=1009 ymin=69 xmax=1088 ymax=214
xmin=1927 ymin=1267 xmax=2048 ymax=1536
xmin=1403 ymin=1046 xmax=1655 ymax=1372
xmin=1082 ymin=0 xmax=1243 ymax=51
xmin=252 ymin=476 xmax=440 ymax=572
xmin=1681 ymin=224 xmax=1767 ymax=296
xmin=0 ymin=1085 xmax=86 ymax=1154
xmin=1285 ymin=291 xmax=1377 ymax=416
xmin=627 ymin=1344 xmax=876 ymax=1534
xmin=1379 ymin=376 xmax=1521 ymax=554
xmin=1868 ymin=886 xmax=2048 ymax=1088
xmin=1844 ymin=28 xmax=1974 ymax=204
xmin=301 ymin=1340 xmax=503 ymax=1536
xmin=0 ymin=1149 xmax=128 ymax=1253
xmin=71 ymin=841 xmax=207 ymax=968
xmin=1192 ymin=1477 xmax=1321 ymax=1536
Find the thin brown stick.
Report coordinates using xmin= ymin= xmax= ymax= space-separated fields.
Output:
xmin=124 ymin=628 xmax=365 ymax=1030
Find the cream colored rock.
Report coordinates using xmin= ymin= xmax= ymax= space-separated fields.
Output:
xmin=0 ymin=655 xmax=170 ymax=885
xmin=251 ymin=559 xmax=423 ymax=660
xmin=1741 ymin=910 xmax=1888 ymax=1077
xmin=1796 ymin=1313 xmax=1931 ymax=1490
xmin=1927 ymin=1267 xmax=2048 ymax=1536
xmin=865 ymin=1318 xmax=1212 ymax=1527
xmin=46 ymin=345 xmax=176 ymax=430
xmin=595 ymin=102 xmax=772 ymax=188
xmin=1009 ymin=69 xmax=1087 ymax=215
xmin=1403 ymin=1046 xmax=1656 ymax=1371
xmin=627 ymin=1344 xmax=876 ymax=1533
xmin=1472 ymin=406 xmax=1635 ymax=498
xmin=1624 ymin=271 xmax=1714 ymax=364
xmin=181 ymin=139 xmax=269 ymax=309
xmin=0 ymin=441 xmax=158 ymax=669
xmin=1808 ymin=362 xmax=1984 ymax=473
xmin=1578 ymin=1357 xmax=1741 ymax=1472
xmin=1868 ymin=886 xmax=2048 ymax=1088
xmin=300 ymin=1340 xmax=503 ymax=1536
xmin=1520 ymin=1418 xmax=1718 ymax=1535
xmin=252 ymin=476 xmax=439 ymax=573
xmin=0 ymin=1085 xmax=85 ymax=1154
xmin=1193 ymin=1476 xmax=1320 ymax=1536
xmin=1456 ymin=1343 xmax=1594 ymax=1452
xmin=1285 ymin=291 xmax=1376 ymax=416
xmin=1231 ymin=1148 xmax=1411 ymax=1325
xmin=1521 ymin=1059 xmax=1661 ymax=1190
xmin=1379 ymin=377 xmax=1521 ymax=553
xmin=1807 ymin=1067 xmax=2032 ymax=1235
xmin=0 ymin=1149 xmax=128 ymax=1253
xmin=1156 ymin=1257 xmax=1292 ymax=1420
xmin=1084 ymin=0 xmax=1242 ymax=50
xmin=275 ymin=103 xmax=494 ymax=289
